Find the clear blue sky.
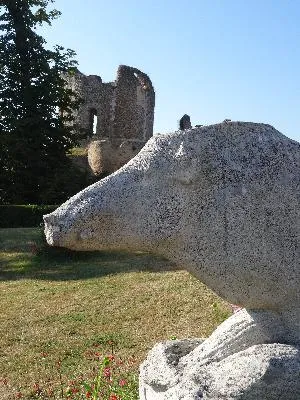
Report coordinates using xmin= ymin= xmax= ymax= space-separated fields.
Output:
xmin=40 ymin=0 xmax=300 ymax=141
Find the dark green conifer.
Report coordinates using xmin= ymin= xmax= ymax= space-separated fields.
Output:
xmin=0 ymin=0 xmax=86 ymax=204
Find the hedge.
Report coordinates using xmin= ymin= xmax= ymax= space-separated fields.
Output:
xmin=0 ymin=205 xmax=58 ymax=228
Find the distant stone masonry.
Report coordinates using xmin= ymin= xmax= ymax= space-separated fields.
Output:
xmin=64 ymin=65 xmax=155 ymax=175
xmin=179 ymin=114 xmax=192 ymax=130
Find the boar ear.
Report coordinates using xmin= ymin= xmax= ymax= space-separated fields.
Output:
xmin=174 ymin=141 xmax=197 ymax=160
xmin=172 ymin=141 xmax=201 ymax=185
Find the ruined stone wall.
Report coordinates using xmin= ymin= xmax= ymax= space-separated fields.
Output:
xmin=113 ymin=65 xmax=155 ymax=141
xmin=66 ymin=71 xmax=115 ymax=139
xmin=64 ymin=65 xmax=155 ymax=175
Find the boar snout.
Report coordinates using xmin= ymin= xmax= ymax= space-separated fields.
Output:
xmin=43 ymin=213 xmax=57 ymax=226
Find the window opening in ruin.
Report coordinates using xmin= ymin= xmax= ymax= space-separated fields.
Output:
xmin=89 ymin=108 xmax=98 ymax=135
xmin=93 ymin=114 xmax=98 ymax=134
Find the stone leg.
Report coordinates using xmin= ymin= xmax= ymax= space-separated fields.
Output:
xmin=140 ymin=308 xmax=293 ymax=399
xmin=140 ymin=342 xmax=300 ymax=400
xmin=180 ymin=308 xmax=286 ymax=370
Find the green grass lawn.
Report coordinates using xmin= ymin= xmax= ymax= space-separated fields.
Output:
xmin=0 ymin=228 xmax=231 ymax=399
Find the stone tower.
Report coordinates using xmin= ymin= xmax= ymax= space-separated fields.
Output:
xmin=65 ymin=65 xmax=155 ymax=175
xmin=179 ymin=114 xmax=192 ymax=130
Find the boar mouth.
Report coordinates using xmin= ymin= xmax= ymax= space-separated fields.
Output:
xmin=44 ymin=222 xmax=62 ymax=246
xmin=43 ymin=213 xmax=64 ymax=247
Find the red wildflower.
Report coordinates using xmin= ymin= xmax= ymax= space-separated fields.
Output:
xmin=109 ymin=394 xmax=118 ymax=400
xmin=231 ymin=304 xmax=242 ymax=313
xmin=103 ymin=367 xmax=111 ymax=378
xmin=86 ymin=391 xmax=92 ymax=398
xmin=108 ymin=354 xmax=115 ymax=361
xmin=119 ymin=379 xmax=127 ymax=387
xmin=33 ymin=383 xmax=41 ymax=394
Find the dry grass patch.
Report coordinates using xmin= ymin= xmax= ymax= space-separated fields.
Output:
xmin=0 ymin=228 xmax=231 ymax=399
xmin=69 ymin=147 xmax=88 ymax=157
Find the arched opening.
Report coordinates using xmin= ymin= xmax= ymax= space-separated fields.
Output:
xmin=89 ymin=108 xmax=98 ymax=135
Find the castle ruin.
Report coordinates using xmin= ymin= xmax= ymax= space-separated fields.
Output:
xmin=65 ymin=65 xmax=155 ymax=175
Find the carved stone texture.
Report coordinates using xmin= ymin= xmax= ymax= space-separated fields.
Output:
xmin=44 ymin=121 xmax=300 ymax=398
xmin=63 ymin=65 xmax=155 ymax=175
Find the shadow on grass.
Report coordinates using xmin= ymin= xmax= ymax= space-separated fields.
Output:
xmin=0 ymin=229 xmax=176 ymax=281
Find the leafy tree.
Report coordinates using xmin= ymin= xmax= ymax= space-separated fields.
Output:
xmin=0 ymin=0 xmax=86 ymax=204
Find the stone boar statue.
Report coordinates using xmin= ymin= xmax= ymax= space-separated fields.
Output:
xmin=44 ymin=122 xmax=300 ymax=399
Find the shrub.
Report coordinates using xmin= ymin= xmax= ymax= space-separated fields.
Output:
xmin=0 ymin=205 xmax=57 ymax=228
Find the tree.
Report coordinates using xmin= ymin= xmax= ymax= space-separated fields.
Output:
xmin=0 ymin=0 xmax=86 ymax=204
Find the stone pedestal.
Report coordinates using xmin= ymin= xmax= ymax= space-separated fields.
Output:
xmin=139 ymin=309 xmax=300 ymax=399
xmin=140 ymin=339 xmax=300 ymax=400
xmin=87 ymin=139 xmax=147 ymax=175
